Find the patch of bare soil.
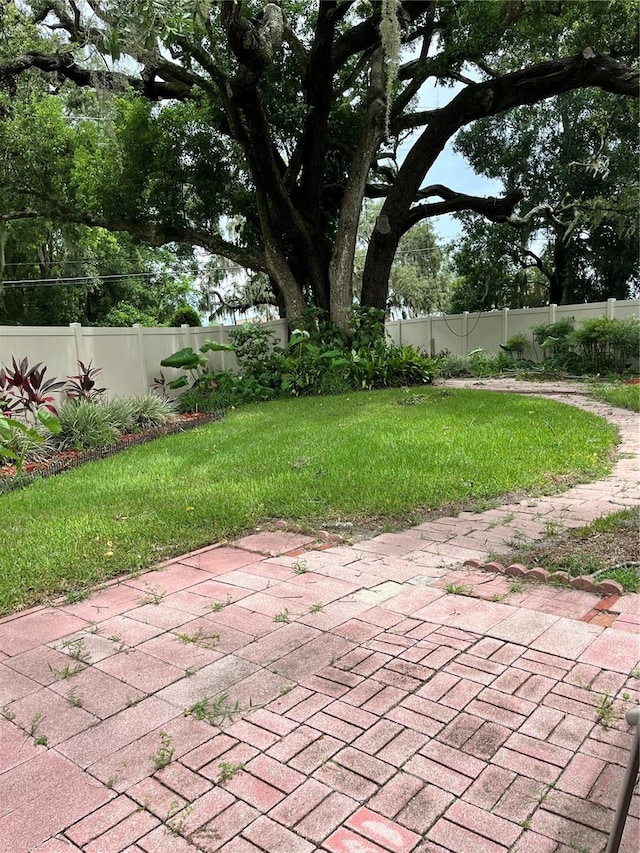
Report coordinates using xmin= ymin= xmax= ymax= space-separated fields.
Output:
xmin=490 ymin=509 xmax=640 ymax=591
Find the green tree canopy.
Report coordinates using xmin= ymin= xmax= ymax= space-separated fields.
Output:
xmin=452 ymin=87 xmax=639 ymax=307
xmin=0 ymin=0 xmax=637 ymax=331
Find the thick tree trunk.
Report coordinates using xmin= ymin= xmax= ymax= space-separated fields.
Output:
xmin=550 ymin=234 xmax=569 ymax=304
xmin=329 ymin=48 xmax=386 ymax=330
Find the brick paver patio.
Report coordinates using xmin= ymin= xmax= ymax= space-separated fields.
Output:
xmin=1 ymin=380 xmax=638 ymax=852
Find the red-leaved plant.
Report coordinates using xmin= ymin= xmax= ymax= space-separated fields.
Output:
xmin=66 ymin=360 xmax=107 ymax=402
xmin=1 ymin=357 xmax=67 ymax=418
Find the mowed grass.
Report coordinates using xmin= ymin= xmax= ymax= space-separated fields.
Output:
xmin=589 ymin=381 xmax=640 ymax=412
xmin=0 ymin=387 xmax=618 ymax=613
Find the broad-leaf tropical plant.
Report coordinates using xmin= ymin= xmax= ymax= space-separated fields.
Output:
xmin=1 ymin=357 xmax=67 ymax=419
xmin=160 ymin=340 xmax=234 ymax=390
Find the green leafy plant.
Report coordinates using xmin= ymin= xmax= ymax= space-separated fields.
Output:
xmin=573 ymin=316 xmax=640 ymax=374
xmin=137 ymin=583 xmax=166 ymax=605
xmin=218 ymin=760 xmax=245 ymax=782
xmin=0 ymin=409 xmax=61 ymax=473
xmin=170 ymin=305 xmax=201 ymax=327
xmin=595 ymin=692 xmax=616 ymax=727
xmin=274 ymin=609 xmax=292 ymax=624
xmin=128 ymin=395 xmax=177 ymax=430
xmin=150 ymin=731 xmax=174 ymax=769
xmin=55 ymin=400 xmax=120 ymax=450
xmin=48 ymin=661 xmax=83 ymax=680
xmin=62 ymin=637 xmax=90 ymax=662
xmin=500 ymin=332 xmax=529 ymax=358
xmin=66 ymin=687 xmax=83 ymax=707
xmin=209 ymin=594 xmax=233 ymax=612
xmin=160 ymin=340 xmax=234 ymax=391
xmin=185 ymin=693 xmax=242 ymax=726
xmin=444 ymin=582 xmax=474 ymax=596
xmin=173 ymin=627 xmax=220 ymax=649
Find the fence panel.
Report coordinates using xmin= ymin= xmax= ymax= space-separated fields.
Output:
xmin=0 ymin=301 xmax=637 ymax=400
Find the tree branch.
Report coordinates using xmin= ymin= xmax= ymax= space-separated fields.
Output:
xmin=0 ymin=52 xmax=194 ymax=100
xmin=0 ymin=209 xmax=266 ymax=271
xmin=403 ymin=187 xmax=526 ymax=231
xmin=392 ymin=109 xmax=437 ymax=132
xmin=331 ymin=2 xmax=432 ymax=71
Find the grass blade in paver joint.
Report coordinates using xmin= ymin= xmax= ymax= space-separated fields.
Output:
xmin=0 ymin=388 xmax=617 ymax=613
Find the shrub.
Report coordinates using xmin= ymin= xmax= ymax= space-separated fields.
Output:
xmin=573 ymin=316 xmax=639 ymax=374
xmin=433 ymin=349 xmax=512 ymax=379
xmin=56 ymin=401 xmax=120 ymax=450
xmin=178 ymin=372 xmax=274 ymax=413
xmin=127 ymin=395 xmax=177 ymax=429
xmin=169 ymin=305 xmax=202 ymax=327
xmin=162 ymin=309 xmax=435 ymax=411
xmin=500 ymin=332 xmax=529 ymax=357
xmin=0 ymin=420 xmax=55 ymax=468
xmin=530 ymin=318 xmax=584 ymax=372
xmin=531 ymin=318 xmax=576 ymax=353
xmin=103 ymin=398 xmax=138 ymax=434
xmin=229 ymin=325 xmax=284 ymax=388
xmin=530 ymin=316 xmax=639 ymax=375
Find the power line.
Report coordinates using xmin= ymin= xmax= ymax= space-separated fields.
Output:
xmin=0 ymin=258 xmax=149 ymax=267
xmin=1 ymin=272 xmax=161 ymax=288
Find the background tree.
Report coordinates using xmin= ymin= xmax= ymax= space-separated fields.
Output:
xmin=355 ymin=201 xmax=453 ymax=317
xmin=0 ymin=0 xmax=637 ymax=333
xmin=0 ymin=220 xmax=197 ymax=326
xmin=452 ymin=87 xmax=639 ymax=307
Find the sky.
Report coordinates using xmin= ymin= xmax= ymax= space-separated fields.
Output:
xmin=396 ymin=79 xmax=504 ymax=246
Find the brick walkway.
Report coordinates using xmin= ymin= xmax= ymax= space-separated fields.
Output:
xmin=0 ymin=380 xmax=638 ymax=853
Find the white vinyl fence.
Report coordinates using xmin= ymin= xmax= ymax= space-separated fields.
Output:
xmin=0 ymin=298 xmax=638 ymax=399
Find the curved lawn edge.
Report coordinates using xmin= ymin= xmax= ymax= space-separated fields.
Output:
xmin=0 ymin=385 xmax=620 ymax=614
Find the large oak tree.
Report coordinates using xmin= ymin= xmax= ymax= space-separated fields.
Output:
xmin=0 ymin=0 xmax=638 ymax=331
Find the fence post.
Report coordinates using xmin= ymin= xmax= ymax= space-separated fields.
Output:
xmin=216 ymin=324 xmax=227 ymax=371
xmin=181 ymin=323 xmax=192 ymax=349
xmin=463 ymin=312 xmax=469 ymax=355
xmin=502 ymin=307 xmax=510 ymax=344
xmin=132 ymin=324 xmax=148 ymax=394
xmin=549 ymin=303 xmax=557 ymax=324
xmin=607 ymin=298 xmax=616 ymax=319
xmin=428 ymin=314 xmax=435 ymax=357
xmin=69 ymin=322 xmax=84 ymax=367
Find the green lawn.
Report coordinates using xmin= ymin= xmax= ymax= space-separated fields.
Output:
xmin=589 ymin=381 xmax=640 ymax=412
xmin=0 ymin=387 xmax=618 ymax=614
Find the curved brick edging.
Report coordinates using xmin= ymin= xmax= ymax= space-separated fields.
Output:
xmin=462 ymin=557 xmax=627 ymax=596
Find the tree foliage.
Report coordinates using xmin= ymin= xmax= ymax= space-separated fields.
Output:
xmin=452 ymin=86 xmax=639 ymax=307
xmin=0 ymin=0 xmax=637 ymax=331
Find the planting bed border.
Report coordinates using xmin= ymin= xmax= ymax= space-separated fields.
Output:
xmin=0 ymin=411 xmax=223 ymax=494
xmin=463 ymin=557 xmax=628 ymax=596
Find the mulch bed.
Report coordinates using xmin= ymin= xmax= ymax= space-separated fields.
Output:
xmin=0 ymin=412 xmax=222 ymax=493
